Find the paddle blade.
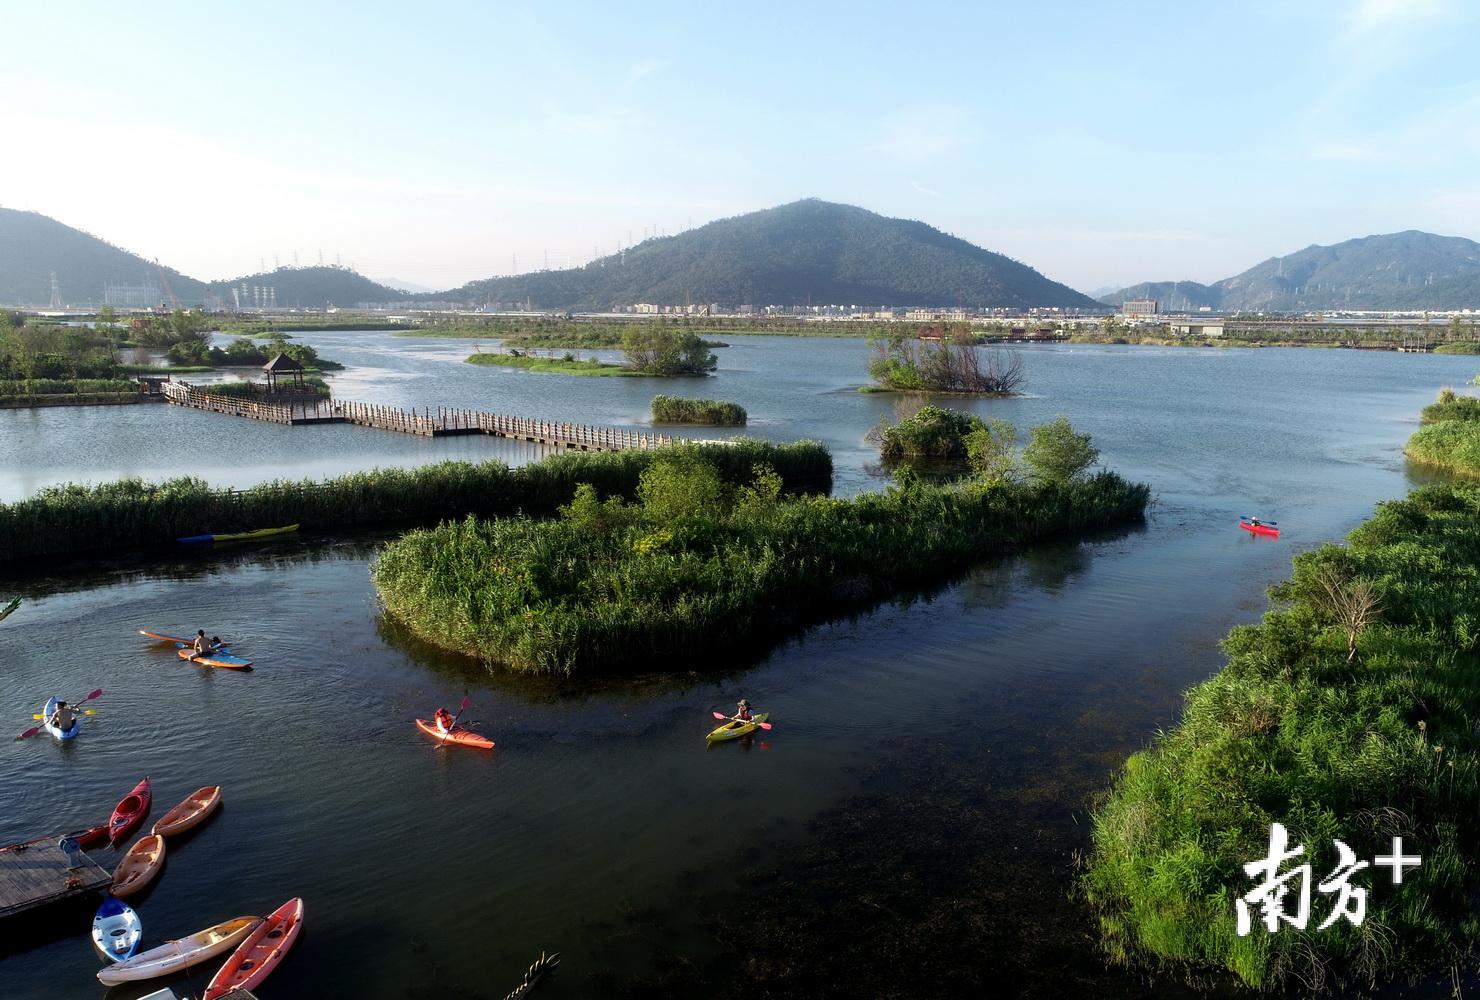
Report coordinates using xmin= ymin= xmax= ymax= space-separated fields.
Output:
xmin=712 ymin=711 xmax=729 ymax=720
xmin=756 ymin=721 xmax=773 ymax=730
xmin=16 ymin=726 xmax=39 ymax=740
xmin=82 ymin=688 xmax=102 ymax=703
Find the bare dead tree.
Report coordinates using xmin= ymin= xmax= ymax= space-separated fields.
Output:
xmin=1314 ymin=566 xmax=1384 ymax=663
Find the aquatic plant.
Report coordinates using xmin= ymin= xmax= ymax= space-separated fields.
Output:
xmin=875 ymin=404 xmax=984 ymax=461
xmin=1083 ymin=479 xmax=1480 ymax=990
xmin=0 ymin=378 xmax=137 ymax=397
xmin=0 ymin=439 xmax=830 ymax=564
xmin=372 ymin=455 xmax=1148 ymax=675
xmin=1408 ymin=389 xmax=1480 ymax=475
xmin=465 ymin=353 xmax=639 ymax=376
xmin=650 ymin=395 xmax=747 ymax=425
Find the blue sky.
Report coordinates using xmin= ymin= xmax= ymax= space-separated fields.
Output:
xmin=2 ymin=0 xmax=1477 ymax=292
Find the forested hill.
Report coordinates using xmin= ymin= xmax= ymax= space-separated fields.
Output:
xmin=0 ymin=208 xmax=206 ymax=307
xmin=204 ymin=266 xmax=408 ymax=309
xmin=1103 ymin=231 xmax=1480 ymax=311
xmin=451 ymin=200 xmax=1104 ymax=310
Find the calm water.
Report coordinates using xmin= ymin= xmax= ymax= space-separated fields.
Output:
xmin=0 ymin=336 xmax=1474 ymax=997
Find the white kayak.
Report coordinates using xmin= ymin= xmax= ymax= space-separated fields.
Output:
xmin=92 ymin=897 xmax=142 ymax=962
xmin=96 ymin=915 xmax=262 ymax=985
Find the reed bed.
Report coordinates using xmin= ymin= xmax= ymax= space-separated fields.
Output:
xmin=650 ymin=395 xmax=747 ymax=425
xmin=1408 ymin=389 xmax=1480 ymax=475
xmin=372 ymin=457 xmax=1148 ymax=675
xmin=1083 ymin=480 xmax=1480 ymax=990
xmin=0 ymin=378 xmax=137 ymax=397
xmin=0 ymin=439 xmax=830 ymax=564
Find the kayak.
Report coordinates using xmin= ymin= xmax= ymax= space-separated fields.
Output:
xmin=706 ymin=712 xmax=769 ymax=742
xmin=153 ymin=785 xmax=222 ymax=838
xmin=109 ymin=777 xmax=152 ymax=846
xmin=140 ymin=629 xmax=193 ymax=643
xmin=179 ymin=524 xmax=299 ymax=545
xmin=1239 ymin=519 xmax=1281 ymax=537
xmin=72 ymin=824 xmax=110 ymax=850
xmin=176 ymin=645 xmax=253 ymax=670
xmin=92 ymin=897 xmax=142 ymax=962
xmin=97 ymin=914 xmax=261 ymax=985
xmin=203 ymin=897 xmax=304 ymax=1000
xmin=416 ymin=718 xmax=495 ymax=749
xmin=111 ymin=833 xmax=165 ymax=898
xmin=41 ymin=696 xmax=79 ymax=741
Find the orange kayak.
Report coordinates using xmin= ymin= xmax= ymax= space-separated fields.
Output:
xmin=204 ymin=897 xmax=304 ymax=1000
xmin=111 ymin=834 xmax=166 ymax=898
xmin=416 ymin=718 xmax=495 ymax=749
xmin=176 ymin=646 xmax=253 ymax=670
xmin=152 ymin=785 xmax=222 ymax=838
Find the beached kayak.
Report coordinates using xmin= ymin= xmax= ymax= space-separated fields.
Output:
xmin=706 ymin=712 xmax=770 ymax=742
xmin=179 ymin=524 xmax=299 ymax=545
xmin=176 ymin=646 xmax=253 ymax=670
xmin=203 ymin=897 xmax=304 ymax=1000
xmin=111 ymin=833 xmax=165 ymax=898
xmin=109 ymin=777 xmax=152 ymax=845
xmin=416 ymin=718 xmax=495 ymax=749
xmin=1239 ymin=519 xmax=1281 ymax=537
xmin=41 ymin=696 xmax=79 ymax=741
xmin=152 ymin=785 xmax=222 ymax=838
xmin=97 ymin=914 xmax=261 ymax=985
xmin=92 ymin=897 xmax=142 ymax=962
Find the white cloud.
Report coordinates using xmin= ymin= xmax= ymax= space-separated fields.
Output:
xmin=1344 ymin=0 xmax=1447 ymax=39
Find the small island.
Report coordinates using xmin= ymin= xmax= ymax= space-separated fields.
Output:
xmin=865 ymin=326 xmax=1024 ymax=394
xmin=650 ymin=394 xmax=747 ymax=425
xmin=467 ymin=328 xmax=718 ymax=378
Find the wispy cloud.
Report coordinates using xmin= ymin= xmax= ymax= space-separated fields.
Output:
xmin=626 ymin=59 xmax=661 ymax=82
xmin=1343 ymin=0 xmax=1447 ymax=40
xmin=910 ymin=180 xmax=943 ymax=198
xmin=872 ymin=107 xmax=973 ymax=168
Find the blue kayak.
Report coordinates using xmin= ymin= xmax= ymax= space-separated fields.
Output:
xmin=42 ymin=696 xmax=80 ymax=741
xmin=92 ymin=896 xmax=142 ymax=961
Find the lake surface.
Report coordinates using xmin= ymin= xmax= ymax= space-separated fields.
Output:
xmin=1 ymin=335 xmax=1475 ymax=997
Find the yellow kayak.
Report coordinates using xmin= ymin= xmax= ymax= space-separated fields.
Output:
xmin=706 ymin=712 xmax=769 ymax=742
xmin=178 ymin=524 xmax=299 ymax=544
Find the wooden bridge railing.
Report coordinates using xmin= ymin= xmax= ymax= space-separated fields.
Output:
xmin=163 ymin=381 xmax=296 ymax=424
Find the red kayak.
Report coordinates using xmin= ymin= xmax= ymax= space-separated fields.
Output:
xmin=108 ymin=778 xmax=152 ymax=846
xmin=415 ymin=718 xmax=495 ymax=749
xmin=71 ymin=824 xmax=109 ymax=850
xmin=1239 ymin=519 xmax=1280 ymax=538
xmin=204 ymin=897 xmax=305 ymax=1000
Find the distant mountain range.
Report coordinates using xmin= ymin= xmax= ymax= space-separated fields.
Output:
xmin=0 ymin=200 xmax=1099 ymax=311
xmin=1104 ymin=231 xmax=1480 ymax=312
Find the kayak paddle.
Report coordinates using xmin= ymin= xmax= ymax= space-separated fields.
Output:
xmin=33 ymin=709 xmax=97 ymax=719
xmin=711 ymin=710 xmax=773 ymax=730
xmin=20 ymin=688 xmax=103 ymax=739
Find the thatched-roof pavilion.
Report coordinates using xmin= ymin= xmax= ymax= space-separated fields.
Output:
xmin=262 ymin=353 xmax=305 ymax=392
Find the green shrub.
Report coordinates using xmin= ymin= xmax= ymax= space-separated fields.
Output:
xmin=877 ymin=405 xmax=984 ymax=461
xmin=650 ymin=395 xmax=747 ymax=425
xmin=1023 ymin=417 xmax=1099 ymax=483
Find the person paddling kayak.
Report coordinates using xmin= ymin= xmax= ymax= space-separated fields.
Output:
xmin=732 ymin=699 xmax=755 ymax=723
xmin=47 ymin=700 xmax=77 ymax=733
xmin=188 ymin=630 xmax=224 ymax=660
xmin=433 ymin=707 xmax=457 ymax=734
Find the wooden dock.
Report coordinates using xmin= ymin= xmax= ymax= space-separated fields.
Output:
xmin=0 ymin=837 xmax=112 ymax=920
xmin=162 ymin=381 xmax=675 ymax=452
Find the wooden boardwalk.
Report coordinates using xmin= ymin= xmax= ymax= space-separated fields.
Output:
xmin=0 ymin=837 xmax=111 ymax=920
xmin=162 ymin=382 xmax=674 ymax=452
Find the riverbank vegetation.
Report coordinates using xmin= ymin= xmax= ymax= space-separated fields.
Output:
xmin=0 ymin=440 xmax=829 ymax=564
xmin=398 ymin=317 xmax=727 ymax=350
xmin=466 ymin=353 xmax=637 ymax=376
xmin=1083 ymin=476 xmax=1480 ymax=990
xmin=873 ymin=406 xmax=1098 ymax=491
xmin=867 ymin=328 xmax=1024 ymax=393
xmin=468 ymin=329 xmax=718 ymax=377
xmin=1432 ymin=342 xmax=1480 ymax=355
xmin=1407 ymin=389 xmax=1480 ymax=476
xmin=650 ymin=395 xmax=746 ymax=425
xmin=168 ymin=333 xmax=343 ymax=371
xmin=372 ymin=441 xmax=1146 ymax=674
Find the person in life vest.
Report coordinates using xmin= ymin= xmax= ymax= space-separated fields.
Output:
xmin=433 ymin=707 xmax=457 ymax=734
xmin=733 ymin=699 xmax=754 ymax=723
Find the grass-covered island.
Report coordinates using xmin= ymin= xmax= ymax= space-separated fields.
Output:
xmin=466 ymin=353 xmax=640 ymax=377
xmin=1406 ymin=388 xmax=1480 ymax=476
xmin=0 ymin=439 xmax=829 ymax=564
xmin=1084 ymin=468 xmax=1480 ymax=989
xmin=373 ymin=430 xmax=1147 ymax=675
xmin=866 ymin=327 xmax=1025 ymax=393
xmin=650 ymin=394 xmax=747 ymax=425
xmin=468 ymin=328 xmax=718 ymax=378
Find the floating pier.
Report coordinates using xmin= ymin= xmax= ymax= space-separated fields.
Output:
xmin=161 ymin=382 xmax=674 ymax=452
xmin=0 ymin=837 xmax=112 ymax=920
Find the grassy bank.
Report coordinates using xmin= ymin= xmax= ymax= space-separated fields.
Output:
xmin=0 ymin=378 xmax=137 ymax=396
xmin=1083 ymin=478 xmax=1480 ymax=990
xmin=465 ymin=353 xmax=639 ymax=377
xmin=0 ymin=440 xmax=830 ymax=565
xmin=1407 ymin=389 xmax=1480 ymax=475
xmin=1433 ymin=342 xmax=1480 ymax=355
xmin=372 ymin=457 xmax=1148 ymax=675
xmin=650 ymin=394 xmax=746 ymax=425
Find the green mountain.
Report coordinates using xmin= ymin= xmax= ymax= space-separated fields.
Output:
xmin=1104 ymin=231 xmax=1480 ymax=311
xmin=204 ymin=266 xmax=407 ymax=310
xmin=453 ymin=199 xmax=1103 ymax=310
xmin=0 ymin=207 xmax=206 ymax=307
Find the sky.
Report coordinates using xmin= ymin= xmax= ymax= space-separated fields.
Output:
xmin=2 ymin=0 xmax=1478 ymax=293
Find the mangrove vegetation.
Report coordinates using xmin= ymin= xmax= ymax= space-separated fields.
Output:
xmin=1083 ymin=476 xmax=1480 ymax=991
xmin=650 ymin=395 xmax=747 ymax=425
xmin=0 ymin=439 xmax=829 ymax=564
xmin=372 ymin=441 xmax=1147 ymax=675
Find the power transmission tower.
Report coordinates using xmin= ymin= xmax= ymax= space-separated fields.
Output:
xmin=49 ymin=272 xmax=61 ymax=309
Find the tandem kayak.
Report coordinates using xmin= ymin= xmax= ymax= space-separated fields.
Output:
xmin=415 ymin=718 xmax=495 ymax=749
xmin=41 ymin=696 xmax=80 ymax=741
xmin=92 ymin=897 xmax=142 ymax=962
xmin=706 ymin=712 xmax=769 ymax=742
xmin=178 ymin=524 xmax=299 ymax=545
xmin=109 ymin=777 xmax=152 ymax=846
xmin=203 ymin=897 xmax=304 ymax=1000
xmin=1239 ymin=519 xmax=1280 ymax=537
xmin=176 ymin=645 xmax=253 ymax=670
xmin=98 ymin=914 xmax=261 ymax=985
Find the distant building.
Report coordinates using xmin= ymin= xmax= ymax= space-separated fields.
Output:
xmin=904 ymin=308 xmax=967 ymax=322
xmin=1122 ymin=298 xmax=1159 ymax=318
xmin=1169 ymin=320 xmax=1224 ymax=338
xmin=632 ymin=303 xmax=659 ymax=314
